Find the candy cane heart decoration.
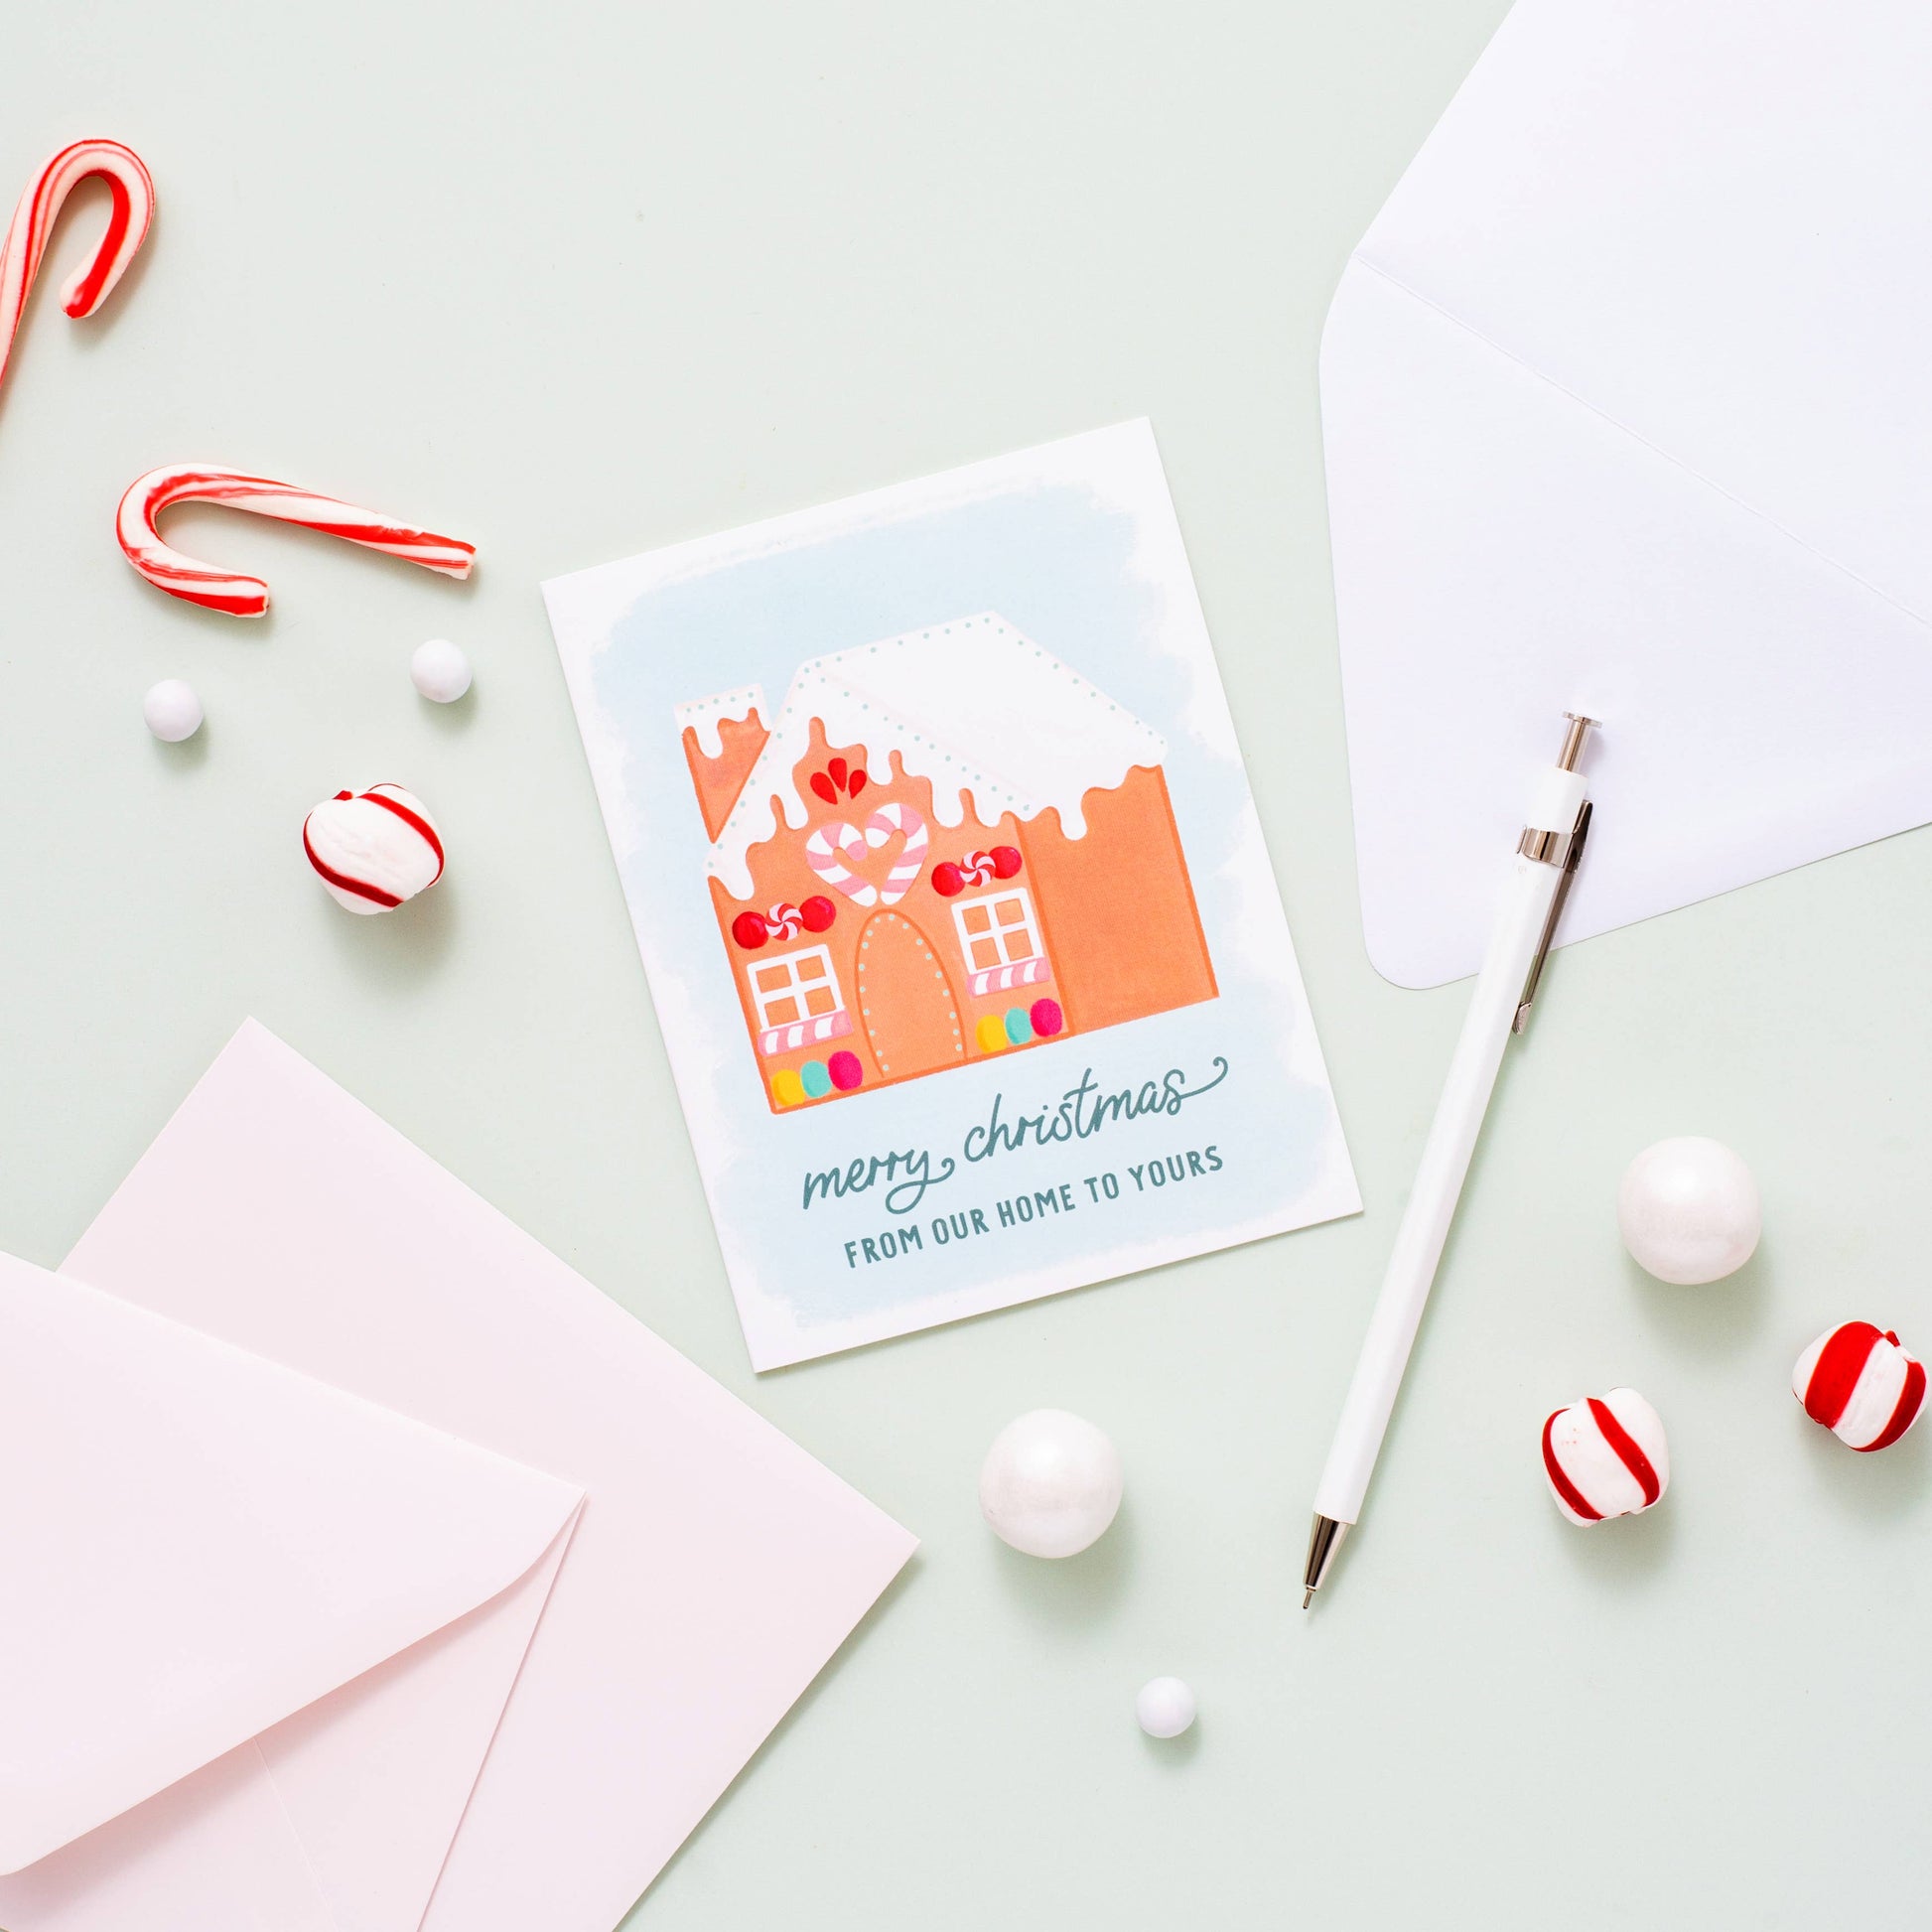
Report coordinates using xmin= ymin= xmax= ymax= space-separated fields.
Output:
xmin=117 ymin=465 xmax=477 ymax=617
xmin=0 ymin=139 xmax=155 ymax=416
xmin=804 ymin=801 xmax=929 ymax=906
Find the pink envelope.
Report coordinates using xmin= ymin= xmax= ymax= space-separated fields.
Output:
xmin=0 ymin=1248 xmax=582 ymax=1890
xmin=10 ymin=1021 xmax=915 ymax=1932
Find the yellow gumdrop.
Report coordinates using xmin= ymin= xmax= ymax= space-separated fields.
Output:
xmin=975 ymin=1015 xmax=1009 ymax=1054
xmin=771 ymin=1068 xmax=808 ymax=1107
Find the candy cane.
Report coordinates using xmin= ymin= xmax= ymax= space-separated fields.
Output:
xmin=804 ymin=802 xmax=929 ymax=907
xmin=864 ymin=802 xmax=927 ymax=904
xmin=116 ymin=465 xmax=477 ymax=618
xmin=804 ymin=819 xmax=876 ymax=905
xmin=1 ymin=139 xmax=155 ymax=415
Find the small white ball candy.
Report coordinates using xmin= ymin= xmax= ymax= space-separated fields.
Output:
xmin=1135 ymin=1676 xmax=1196 ymax=1739
xmin=142 ymin=678 xmax=203 ymax=743
xmin=978 ymin=1408 xmax=1122 ymax=1558
xmin=410 ymin=637 xmax=473 ymax=703
xmin=1616 ymin=1136 xmax=1761 ymax=1284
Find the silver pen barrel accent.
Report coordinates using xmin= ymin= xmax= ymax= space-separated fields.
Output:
xmin=1302 ymin=1513 xmax=1349 ymax=1608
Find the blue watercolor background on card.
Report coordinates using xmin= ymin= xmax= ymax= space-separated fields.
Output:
xmin=567 ymin=452 xmax=1353 ymax=1361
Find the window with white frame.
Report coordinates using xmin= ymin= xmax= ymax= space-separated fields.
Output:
xmin=951 ymin=889 xmax=1048 ymax=994
xmin=747 ymin=944 xmax=845 ymax=1033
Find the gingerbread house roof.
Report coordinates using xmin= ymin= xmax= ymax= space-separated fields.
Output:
xmin=697 ymin=614 xmax=1167 ymax=900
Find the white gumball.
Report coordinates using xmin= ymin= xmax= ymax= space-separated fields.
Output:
xmin=978 ymin=1409 xmax=1123 ymax=1558
xmin=1616 ymin=1136 xmax=1761 ymax=1285
xmin=1135 ymin=1676 xmax=1196 ymax=1739
xmin=142 ymin=678 xmax=203 ymax=742
xmin=410 ymin=637 xmax=473 ymax=703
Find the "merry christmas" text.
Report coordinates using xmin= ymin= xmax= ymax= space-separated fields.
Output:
xmin=800 ymin=1057 xmax=1232 ymax=1218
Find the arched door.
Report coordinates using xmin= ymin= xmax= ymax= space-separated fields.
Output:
xmin=858 ymin=911 xmax=964 ymax=1082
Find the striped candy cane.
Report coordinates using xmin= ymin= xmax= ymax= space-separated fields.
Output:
xmin=1 ymin=138 xmax=155 ymax=415
xmin=804 ymin=819 xmax=877 ymax=905
xmin=804 ymin=802 xmax=929 ymax=906
xmin=116 ymin=465 xmax=477 ymax=617
xmin=864 ymin=802 xmax=928 ymax=903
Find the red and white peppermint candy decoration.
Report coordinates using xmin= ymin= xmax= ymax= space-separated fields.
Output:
xmin=1540 ymin=1387 xmax=1669 ymax=1525
xmin=766 ymin=902 xmax=804 ymax=939
xmin=118 ymin=466 xmax=476 ymax=618
xmin=1793 ymin=1322 xmax=1926 ymax=1452
xmin=959 ymin=851 xmax=997 ymax=887
xmin=302 ymin=783 xmax=446 ymax=914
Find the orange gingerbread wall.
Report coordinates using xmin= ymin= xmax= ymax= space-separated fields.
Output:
xmin=1019 ymin=766 xmax=1215 ymax=1033
xmin=704 ymin=719 xmax=1215 ymax=1111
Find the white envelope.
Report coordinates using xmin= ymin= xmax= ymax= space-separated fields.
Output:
xmin=1321 ymin=0 xmax=1932 ymax=986
xmin=0 ymin=1246 xmax=582 ymax=1924
xmin=9 ymin=1020 xmax=914 ymax=1932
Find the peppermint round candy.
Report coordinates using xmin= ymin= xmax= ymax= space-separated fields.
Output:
xmin=302 ymin=783 xmax=445 ymax=915
xmin=1540 ymin=1387 xmax=1670 ymax=1525
xmin=1793 ymin=1322 xmax=1926 ymax=1451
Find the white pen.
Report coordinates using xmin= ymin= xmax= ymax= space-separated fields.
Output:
xmin=1303 ymin=713 xmax=1598 ymax=1607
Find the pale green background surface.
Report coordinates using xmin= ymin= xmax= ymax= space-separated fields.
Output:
xmin=3 ymin=5 xmax=1926 ymax=1927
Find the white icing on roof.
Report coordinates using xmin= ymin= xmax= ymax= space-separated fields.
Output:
xmin=701 ymin=615 xmax=1167 ymax=900
xmin=675 ymin=683 xmax=766 ymax=759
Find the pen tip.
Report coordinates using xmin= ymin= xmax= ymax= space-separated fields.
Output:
xmin=1302 ymin=1588 xmax=1314 ymax=1609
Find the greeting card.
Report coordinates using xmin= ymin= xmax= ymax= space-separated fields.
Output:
xmin=545 ymin=422 xmax=1357 ymax=1367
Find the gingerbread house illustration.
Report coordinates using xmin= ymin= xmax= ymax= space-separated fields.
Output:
xmin=678 ymin=614 xmax=1216 ymax=1113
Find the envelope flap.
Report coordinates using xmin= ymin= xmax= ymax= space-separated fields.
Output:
xmin=0 ymin=1249 xmax=582 ymax=1875
xmin=1349 ymin=0 xmax=1932 ymax=622
xmin=1322 ymin=254 xmax=1932 ymax=986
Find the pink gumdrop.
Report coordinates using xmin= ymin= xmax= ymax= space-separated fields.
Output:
xmin=1031 ymin=998 xmax=1063 ymax=1037
xmin=828 ymin=1049 xmax=865 ymax=1091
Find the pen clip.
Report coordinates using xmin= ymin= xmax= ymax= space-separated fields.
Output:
xmin=1513 ymin=799 xmax=1591 ymax=1035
